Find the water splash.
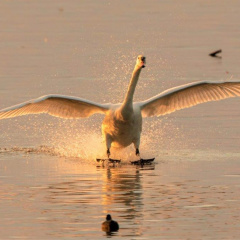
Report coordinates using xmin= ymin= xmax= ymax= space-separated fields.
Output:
xmin=0 ymin=118 xmax=183 ymax=164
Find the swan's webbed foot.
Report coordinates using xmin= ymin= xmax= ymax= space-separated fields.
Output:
xmin=107 ymin=149 xmax=110 ymax=158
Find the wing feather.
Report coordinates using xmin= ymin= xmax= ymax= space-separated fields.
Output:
xmin=137 ymin=81 xmax=240 ymax=117
xmin=0 ymin=95 xmax=110 ymax=119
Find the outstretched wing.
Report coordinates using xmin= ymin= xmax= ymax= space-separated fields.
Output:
xmin=0 ymin=95 xmax=110 ymax=119
xmin=137 ymin=81 xmax=240 ymax=117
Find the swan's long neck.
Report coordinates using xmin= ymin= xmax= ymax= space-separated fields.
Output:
xmin=124 ymin=65 xmax=142 ymax=105
xmin=119 ymin=65 xmax=142 ymax=119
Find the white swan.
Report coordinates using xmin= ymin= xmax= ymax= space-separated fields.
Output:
xmin=1 ymin=55 xmax=240 ymax=158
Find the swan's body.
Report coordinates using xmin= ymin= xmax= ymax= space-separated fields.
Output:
xmin=102 ymin=104 xmax=142 ymax=149
xmin=1 ymin=55 xmax=240 ymax=157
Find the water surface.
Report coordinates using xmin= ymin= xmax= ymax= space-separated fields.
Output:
xmin=0 ymin=0 xmax=240 ymax=239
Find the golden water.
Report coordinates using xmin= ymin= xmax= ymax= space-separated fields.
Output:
xmin=1 ymin=0 xmax=240 ymax=239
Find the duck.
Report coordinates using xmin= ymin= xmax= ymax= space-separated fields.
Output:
xmin=0 ymin=55 xmax=240 ymax=158
xmin=101 ymin=214 xmax=119 ymax=232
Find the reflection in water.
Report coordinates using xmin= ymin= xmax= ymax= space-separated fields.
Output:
xmin=100 ymin=166 xmax=155 ymax=237
xmin=101 ymin=167 xmax=143 ymax=219
xmin=35 ymin=161 xmax=158 ymax=239
xmin=43 ymin=165 xmax=152 ymax=238
xmin=1 ymin=153 xmax=240 ymax=239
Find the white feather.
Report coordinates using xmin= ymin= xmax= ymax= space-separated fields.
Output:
xmin=0 ymin=94 xmax=110 ymax=119
xmin=137 ymin=81 xmax=240 ymax=117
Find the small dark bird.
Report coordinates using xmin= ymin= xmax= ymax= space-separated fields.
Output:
xmin=209 ymin=49 xmax=222 ymax=57
xmin=101 ymin=214 xmax=119 ymax=233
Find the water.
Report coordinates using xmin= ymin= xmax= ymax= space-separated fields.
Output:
xmin=1 ymin=0 xmax=240 ymax=239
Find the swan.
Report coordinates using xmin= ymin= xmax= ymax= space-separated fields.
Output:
xmin=0 ymin=55 xmax=240 ymax=158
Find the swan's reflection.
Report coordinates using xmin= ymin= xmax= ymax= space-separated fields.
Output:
xmin=100 ymin=166 xmax=143 ymax=219
xmin=98 ymin=165 xmax=156 ymax=237
xmin=39 ymin=162 xmax=154 ymax=237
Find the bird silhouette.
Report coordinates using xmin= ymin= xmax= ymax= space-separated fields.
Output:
xmin=101 ymin=214 xmax=119 ymax=233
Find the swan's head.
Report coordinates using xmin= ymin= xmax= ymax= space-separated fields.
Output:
xmin=136 ymin=55 xmax=146 ymax=69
